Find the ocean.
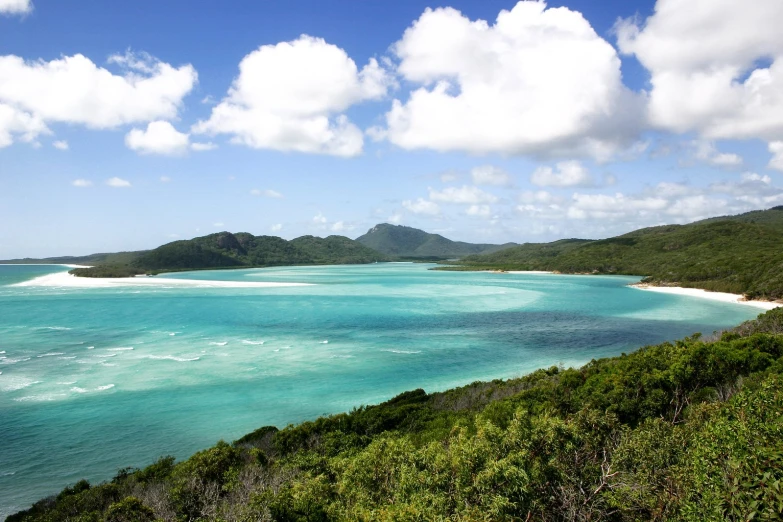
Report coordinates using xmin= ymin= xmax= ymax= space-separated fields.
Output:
xmin=0 ymin=263 xmax=762 ymax=518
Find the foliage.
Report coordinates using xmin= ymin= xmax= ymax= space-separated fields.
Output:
xmin=9 ymin=307 xmax=783 ymax=521
xmin=447 ymin=207 xmax=783 ymax=300
xmin=355 ymin=223 xmax=517 ymax=258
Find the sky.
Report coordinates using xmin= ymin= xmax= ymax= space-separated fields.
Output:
xmin=1 ymin=0 xmax=783 ymax=258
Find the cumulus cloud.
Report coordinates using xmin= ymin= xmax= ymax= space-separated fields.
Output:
xmin=190 ymin=141 xmax=217 ymax=151
xmin=106 ymin=177 xmax=131 ymax=188
xmin=250 ymin=189 xmax=283 ymax=199
xmin=530 ymin=161 xmax=594 ymax=187
xmin=402 ymin=198 xmax=440 ymax=215
xmin=466 ymin=204 xmax=491 ymax=218
xmin=380 ymin=1 xmax=643 ymax=159
xmin=429 ymin=185 xmax=498 ymax=204
xmin=0 ymin=103 xmax=47 ymax=148
xmin=125 ymin=121 xmax=190 ymax=155
xmin=331 ymin=221 xmax=354 ymax=232
xmin=471 ymin=165 xmax=511 ymax=186
xmin=0 ymin=0 xmax=32 ymax=15
xmin=691 ymin=139 xmax=742 ymax=167
xmin=193 ymin=35 xmax=392 ymax=157
xmin=52 ymin=140 xmax=68 ymax=150
xmin=0 ymin=52 xmax=196 ymax=148
xmin=313 ymin=212 xmax=327 ymax=224
xmin=271 ymin=223 xmax=283 ymax=232
xmin=769 ymin=141 xmax=783 ymax=171
xmin=617 ymin=0 xmax=783 ymax=142
xmin=71 ymin=179 xmax=92 ymax=187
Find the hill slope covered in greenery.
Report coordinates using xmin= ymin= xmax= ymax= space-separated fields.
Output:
xmin=10 ymin=308 xmax=783 ymax=522
xmin=356 ymin=223 xmax=517 ymax=259
xmin=448 ymin=207 xmax=783 ymax=300
xmin=61 ymin=232 xmax=389 ymax=277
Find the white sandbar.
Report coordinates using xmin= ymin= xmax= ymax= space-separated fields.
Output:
xmin=506 ymin=271 xmax=554 ymax=274
xmin=630 ymin=284 xmax=781 ymax=310
xmin=12 ymin=271 xmax=314 ymax=289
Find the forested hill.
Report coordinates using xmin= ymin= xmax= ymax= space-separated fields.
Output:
xmin=57 ymin=232 xmax=389 ymax=277
xmin=10 ymin=308 xmax=783 ymax=521
xmin=449 ymin=206 xmax=783 ymax=300
xmin=355 ymin=223 xmax=517 ymax=259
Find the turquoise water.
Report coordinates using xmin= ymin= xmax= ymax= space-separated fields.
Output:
xmin=0 ymin=263 xmax=763 ymax=518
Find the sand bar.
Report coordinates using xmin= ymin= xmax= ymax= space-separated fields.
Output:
xmin=630 ymin=284 xmax=781 ymax=310
xmin=12 ymin=270 xmax=314 ymax=289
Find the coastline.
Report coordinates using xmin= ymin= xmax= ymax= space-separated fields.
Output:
xmin=12 ymin=270 xmax=314 ymax=289
xmin=630 ymin=283 xmax=781 ymax=310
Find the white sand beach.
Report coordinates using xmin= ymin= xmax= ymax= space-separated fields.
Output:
xmin=630 ymin=284 xmax=781 ymax=310
xmin=12 ymin=270 xmax=314 ymax=289
xmin=506 ymin=270 xmax=554 ymax=274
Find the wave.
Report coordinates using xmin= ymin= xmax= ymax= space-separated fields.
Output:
xmin=107 ymin=347 xmax=134 ymax=351
xmin=86 ymin=346 xmax=95 ymax=350
xmin=58 ymin=356 xmax=77 ymax=360
xmin=0 ymin=350 xmax=5 ymax=354
xmin=1 ymin=357 xmax=31 ymax=365
xmin=209 ymin=341 xmax=228 ymax=346
xmin=146 ymin=355 xmax=200 ymax=362
xmin=58 ymin=381 xmax=77 ymax=385
xmin=70 ymin=387 xmax=88 ymax=393
xmin=1 ymin=471 xmax=15 ymax=476
xmin=330 ymin=354 xmax=354 ymax=359
xmin=242 ymin=340 xmax=264 ymax=345
xmin=381 ymin=349 xmax=422 ymax=354
xmin=96 ymin=384 xmax=115 ymax=391
xmin=14 ymin=393 xmax=67 ymax=402
xmin=320 ymin=340 xmax=329 ymax=344
xmin=1 ymin=379 xmax=42 ymax=392
xmin=34 ymin=326 xmax=72 ymax=331
xmin=37 ymin=352 xmax=65 ymax=358
xmin=95 ymin=353 xmax=117 ymax=358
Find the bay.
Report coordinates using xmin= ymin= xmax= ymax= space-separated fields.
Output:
xmin=0 ymin=263 xmax=761 ymax=518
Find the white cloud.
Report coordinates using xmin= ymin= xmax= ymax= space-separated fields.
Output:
xmin=402 ymin=198 xmax=440 ymax=215
xmin=466 ymin=204 xmax=491 ymax=218
xmin=439 ymin=171 xmax=460 ymax=183
xmin=471 ymin=165 xmax=511 ymax=186
xmin=250 ymin=188 xmax=283 ymax=199
xmin=331 ymin=221 xmax=354 ymax=232
xmin=271 ymin=223 xmax=283 ymax=232
xmin=429 ymin=185 xmax=497 ymax=204
xmin=0 ymin=52 xmax=196 ymax=146
xmin=617 ymin=0 xmax=783 ymax=141
xmin=52 ymin=140 xmax=68 ymax=150
xmin=191 ymin=141 xmax=217 ymax=151
xmin=381 ymin=2 xmax=642 ymax=159
xmin=691 ymin=140 xmax=742 ymax=167
xmin=213 ymin=222 xmax=224 ymax=227
xmin=0 ymin=103 xmax=47 ymax=147
xmin=387 ymin=213 xmax=403 ymax=224
xmin=125 ymin=121 xmax=190 ymax=155
xmin=106 ymin=177 xmax=131 ymax=188
xmin=193 ymin=35 xmax=392 ymax=157
xmin=160 ymin=176 xmax=171 ymax=182
xmin=769 ymin=141 xmax=783 ymax=171
xmin=531 ymin=161 xmax=594 ymax=187
xmin=71 ymin=179 xmax=92 ymax=187
xmin=313 ymin=212 xmax=327 ymax=224
xmin=0 ymin=0 xmax=32 ymax=15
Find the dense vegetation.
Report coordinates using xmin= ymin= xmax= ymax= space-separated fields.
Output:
xmin=11 ymin=308 xmax=783 ymax=521
xmin=356 ymin=223 xmax=516 ymax=259
xmin=59 ymin=232 xmax=389 ymax=277
xmin=447 ymin=207 xmax=783 ymax=300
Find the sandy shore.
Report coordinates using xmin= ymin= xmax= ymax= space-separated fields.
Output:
xmin=630 ymin=284 xmax=781 ymax=310
xmin=12 ymin=270 xmax=314 ymax=289
xmin=506 ymin=270 xmax=554 ymax=274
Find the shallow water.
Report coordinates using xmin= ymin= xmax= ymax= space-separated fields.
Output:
xmin=0 ymin=263 xmax=762 ymax=518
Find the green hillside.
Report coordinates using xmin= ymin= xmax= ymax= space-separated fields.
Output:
xmin=449 ymin=207 xmax=783 ymax=300
xmin=355 ymin=223 xmax=516 ymax=259
xmin=10 ymin=308 xmax=783 ymax=522
xmin=65 ymin=232 xmax=388 ymax=277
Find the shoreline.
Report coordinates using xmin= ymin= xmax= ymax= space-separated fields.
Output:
xmin=630 ymin=283 xmax=781 ymax=310
xmin=11 ymin=270 xmax=314 ymax=289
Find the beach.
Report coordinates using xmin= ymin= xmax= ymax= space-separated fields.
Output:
xmin=12 ymin=269 xmax=313 ymax=289
xmin=630 ymin=283 xmax=781 ymax=310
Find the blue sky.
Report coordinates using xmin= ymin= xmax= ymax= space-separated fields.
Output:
xmin=1 ymin=0 xmax=782 ymax=258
